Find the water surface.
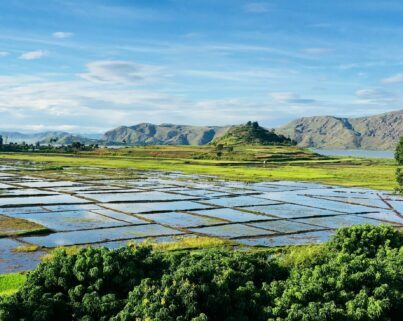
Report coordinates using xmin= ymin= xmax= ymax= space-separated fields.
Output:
xmin=312 ymin=149 xmax=394 ymax=159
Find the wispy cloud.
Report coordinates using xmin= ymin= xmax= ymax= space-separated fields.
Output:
xmin=354 ymin=88 xmax=396 ymax=105
xmin=79 ymin=60 xmax=164 ymax=85
xmin=270 ymin=92 xmax=317 ymax=104
xmin=19 ymin=50 xmax=47 ymax=60
xmin=52 ymin=31 xmax=74 ymax=39
xmin=301 ymin=48 xmax=334 ymax=55
xmin=382 ymin=73 xmax=403 ymax=84
xmin=0 ymin=51 xmax=9 ymax=57
xmin=243 ymin=2 xmax=270 ymax=13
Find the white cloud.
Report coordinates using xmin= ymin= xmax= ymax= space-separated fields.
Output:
xmin=270 ymin=92 xmax=317 ymax=104
xmin=52 ymin=32 xmax=74 ymax=39
xmin=80 ymin=60 xmax=164 ymax=85
xmin=354 ymin=88 xmax=396 ymax=104
xmin=0 ymin=51 xmax=9 ymax=57
xmin=382 ymin=73 xmax=403 ymax=84
xmin=243 ymin=2 xmax=270 ymax=13
xmin=355 ymin=88 xmax=389 ymax=99
xmin=301 ymin=48 xmax=333 ymax=55
xmin=19 ymin=50 xmax=47 ymax=60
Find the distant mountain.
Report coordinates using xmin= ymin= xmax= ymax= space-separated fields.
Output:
xmin=102 ymin=123 xmax=230 ymax=145
xmin=212 ymin=121 xmax=295 ymax=146
xmin=2 ymin=110 xmax=401 ymax=150
xmin=276 ymin=110 xmax=403 ymax=150
xmin=0 ymin=131 xmax=96 ymax=145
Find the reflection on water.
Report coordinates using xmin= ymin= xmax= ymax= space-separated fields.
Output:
xmin=312 ymin=149 xmax=394 ymax=159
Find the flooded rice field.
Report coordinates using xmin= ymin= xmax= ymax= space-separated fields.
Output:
xmin=0 ymin=163 xmax=402 ymax=273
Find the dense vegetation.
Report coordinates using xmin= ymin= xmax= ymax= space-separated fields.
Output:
xmin=1 ymin=225 xmax=402 ymax=321
xmin=0 ymin=135 xmax=98 ymax=153
xmin=212 ymin=121 xmax=295 ymax=146
xmin=396 ymin=137 xmax=403 ymax=194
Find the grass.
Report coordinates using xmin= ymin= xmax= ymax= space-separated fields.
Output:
xmin=0 ymin=215 xmax=50 ymax=238
xmin=12 ymin=244 xmax=40 ymax=253
xmin=0 ymin=145 xmax=397 ymax=190
xmin=279 ymin=244 xmax=326 ymax=268
xmin=0 ymin=273 xmax=26 ymax=297
xmin=150 ymin=236 xmax=232 ymax=251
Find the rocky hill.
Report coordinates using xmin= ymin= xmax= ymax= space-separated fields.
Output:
xmin=212 ymin=121 xmax=295 ymax=146
xmin=276 ymin=110 xmax=403 ymax=150
xmin=0 ymin=131 xmax=96 ymax=145
xmin=102 ymin=123 xmax=230 ymax=145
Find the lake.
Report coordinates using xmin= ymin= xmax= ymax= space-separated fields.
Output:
xmin=312 ymin=149 xmax=394 ymax=159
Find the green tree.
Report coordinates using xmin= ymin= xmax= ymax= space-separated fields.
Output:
xmin=395 ymin=137 xmax=403 ymax=194
xmin=113 ymin=250 xmax=286 ymax=321
xmin=0 ymin=246 xmax=165 ymax=321
xmin=266 ymin=225 xmax=403 ymax=321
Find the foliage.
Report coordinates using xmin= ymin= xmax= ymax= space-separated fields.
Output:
xmin=327 ymin=224 xmax=403 ymax=257
xmin=0 ymin=246 xmax=165 ymax=321
xmin=0 ymin=141 xmax=98 ymax=153
xmin=113 ymin=250 xmax=287 ymax=321
xmin=212 ymin=121 xmax=296 ymax=146
xmin=266 ymin=225 xmax=403 ymax=321
xmin=0 ymin=225 xmax=402 ymax=321
xmin=395 ymin=137 xmax=403 ymax=193
xmin=395 ymin=137 xmax=403 ymax=165
xmin=0 ymin=274 xmax=26 ymax=298
xmin=151 ymin=236 xmax=231 ymax=251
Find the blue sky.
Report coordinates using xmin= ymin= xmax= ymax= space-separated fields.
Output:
xmin=1 ymin=0 xmax=403 ymax=133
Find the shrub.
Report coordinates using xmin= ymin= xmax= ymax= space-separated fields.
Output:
xmin=113 ymin=250 xmax=287 ymax=321
xmin=0 ymin=246 xmax=165 ymax=321
xmin=327 ymin=224 xmax=403 ymax=257
xmin=396 ymin=137 xmax=403 ymax=194
xmin=1 ymin=225 xmax=402 ymax=321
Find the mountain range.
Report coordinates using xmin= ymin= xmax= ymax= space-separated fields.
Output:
xmin=102 ymin=123 xmax=230 ymax=146
xmin=1 ymin=110 xmax=401 ymax=150
xmin=276 ymin=110 xmax=402 ymax=150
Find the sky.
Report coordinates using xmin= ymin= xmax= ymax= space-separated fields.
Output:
xmin=1 ymin=0 xmax=403 ymax=133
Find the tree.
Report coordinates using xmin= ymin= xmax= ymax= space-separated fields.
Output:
xmin=1 ymin=226 xmax=401 ymax=321
xmin=395 ymin=137 xmax=403 ymax=194
xmin=0 ymin=135 xmax=3 ymax=149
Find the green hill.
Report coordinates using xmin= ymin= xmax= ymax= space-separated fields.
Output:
xmin=276 ymin=109 xmax=403 ymax=150
xmin=212 ymin=121 xmax=295 ymax=146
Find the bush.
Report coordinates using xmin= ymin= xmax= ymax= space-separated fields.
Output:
xmin=0 ymin=246 xmax=165 ymax=321
xmin=327 ymin=224 xmax=403 ymax=257
xmin=265 ymin=225 xmax=403 ymax=320
xmin=266 ymin=247 xmax=402 ymax=321
xmin=1 ymin=225 xmax=402 ymax=321
xmin=396 ymin=137 xmax=403 ymax=194
xmin=113 ymin=250 xmax=287 ymax=321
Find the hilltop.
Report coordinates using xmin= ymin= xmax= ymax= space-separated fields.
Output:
xmin=102 ymin=123 xmax=230 ymax=145
xmin=212 ymin=121 xmax=295 ymax=146
xmin=276 ymin=110 xmax=402 ymax=150
xmin=2 ymin=110 xmax=401 ymax=150
xmin=0 ymin=131 xmax=97 ymax=145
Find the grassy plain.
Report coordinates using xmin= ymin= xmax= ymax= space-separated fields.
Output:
xmin=0 ymin=273 xmax=26 ymax=297
xmin=0 ymin=215 xmax=50 ymax=238
xmin=0 ymin=145 xmax=397 ymax=190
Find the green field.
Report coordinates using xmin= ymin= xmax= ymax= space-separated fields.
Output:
xmin=0 ymin=273 xmax=26 ymax=297
xmin=0 ymin=145 xmax=398 ymax=190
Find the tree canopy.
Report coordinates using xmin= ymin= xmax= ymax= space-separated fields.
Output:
xmin=1 ymin=225 xmax=402 ymax=321
xmin=396 ymin=137 xmax=403 ymax=193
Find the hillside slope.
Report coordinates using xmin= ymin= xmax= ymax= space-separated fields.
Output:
xmin=212 ymin=121 xmax=295 ymax=146
xmin=102 ymin=123 xmax=230 ymax=145
xmin=0 ymin=131 xmax=96 ymax=145
xmin=276 ymin=110 xmax=402 ymax=150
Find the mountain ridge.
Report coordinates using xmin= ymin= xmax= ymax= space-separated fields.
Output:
xmin=276 ymin=109 xmax=402 ymax=150
xmin=1 ymin=110 xmax=401 ymax=150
